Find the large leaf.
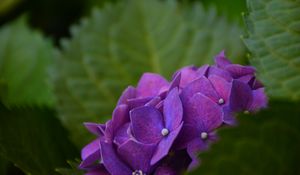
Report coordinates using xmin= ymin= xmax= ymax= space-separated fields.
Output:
xmin=189 ymin=101 xmax=300 ymax=175
xmin=54 ymin=0 xmax=245 ymax=147
xmin=244 ymin=0 xmax=300 ymax=100
xmin=190 ymin=0 xmax=247 ymax=24
xmin=0 ymin=156 xmax=8 ymax=174
xmin=0 ymin=104 xmax=78 ymax=175
xmin=0 ymin=0 xmax=21 ymax=16
xmin=56 ymin=160 xmax=84 ymax=175
xmin=0 ymin=17 xmax=54 ymax=107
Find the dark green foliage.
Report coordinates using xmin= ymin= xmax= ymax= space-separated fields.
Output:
xmin=190 ymin=101 xmax=300 ymax=175
xmin=0 ymin=156 xmax=9 ymax=174
xmin=186 ymin=0 xmax=247 ymax=24
xmin=0 ymin=104 xmax=78 ymax=175
xmin=0 ymin=17 xmax=54 ymax=107
xmin=56 ymin=160 xmax=84 ymax=175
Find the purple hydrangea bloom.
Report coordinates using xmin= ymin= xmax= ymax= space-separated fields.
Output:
xmin=79 ymin=51 xmax=268 ymax=175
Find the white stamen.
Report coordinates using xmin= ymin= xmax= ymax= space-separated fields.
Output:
xmin=132 ymin=170 xmax=145 ymax=175
xmin=244 ymin=110 xmax=250 ymax=114
xmin=218 ymin=98 xmax=225 ymax=105
xmin=201 ymin=132 xmax=208 ymax=140
xmin=161 ymin=128 xmax=169 ymax=136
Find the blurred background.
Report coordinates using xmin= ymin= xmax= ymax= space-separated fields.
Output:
xmin=0 ymin=0 xmax=246 ymax=42
xmin=0 ymin=0 xmax=299 ymax=175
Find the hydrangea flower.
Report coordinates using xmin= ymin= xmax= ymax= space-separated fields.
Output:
xmin=79 ymin=51 xmax=268 ymax=175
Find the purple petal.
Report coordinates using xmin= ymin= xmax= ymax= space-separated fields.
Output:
xmin=127 ymin=97 xmax=152 ymax=109
xmin=238 ymin=75 xmax=264 ymax=90
xmin=174 ymin=124 xmax=199 ymax=150
xmin=118 ymin=139 xmax=156 ymax=173
xmin=84 ymin=123 xmax=105 ymax=136
xmin=230 ymin=80 xmax=253 ymax=112
xmin=164 ymin=88 xmax=183 ymax=130
xmin=225 ymin=64 xmax=256 ymax=78
xmin=196 ymin=64 xmax=209 ymax=76
xmin=151 ymin=123 xmax=183 ymax=165
xmin=184 ymin=93 xmax=223 ymax=130
xmin=207 ymin=66 xmax=233 ymax=82
xmin=130 ymin=106 xmax=163 ymax=144
xmin=222 ymin=105 xmax=237 ymax=126
xmin=114 ymin=123 xmax=131 ymax=146
xmin=181 ymin=76 xmax=219 ymax=106
xmin=175 ymin=66 xmax=199 ymax=88
xmin=80 ymin=139 xmax=100 ymax=169
xmin=248 ymin=88 xmax=268 ymax=112
xmin=145 ymin=96 xmax=161 ymax=107
xmin=155 ymin=166 xmax=177 ymax=175
xmin=100 ymin=141 xmax=132 ymax=174
xmin=112 ymin=104 xmax=129 ymax=131
xmin=208 ymin=75 xmax=232 ymax=102
xmin=155 ymin=100 xmax=164 ymax=112
xmin=85 ymin=165 xmax=109 ymax=175
xmin=104 ymin=120 xmax=113 ymax=142
xmin=117 ymin=86 xmax=136 ymax=105
xmin=214 ymin=50 xmax=232 ymax=68
xmin=186 ymin=138 xmax=207 ymax=171
xmin=169 ymin=72 xmax=181 ymax=90
xmin=250 ymin=77 xmax=264 ymax=89
xmin=136 ymin=73 xmax=169 ymax=98
xmin=238 ymin=74 xmax=253 ymax=84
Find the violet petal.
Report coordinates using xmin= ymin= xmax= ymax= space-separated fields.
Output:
xmin=151 ymin=123 xmax=183 ymax=165
xmin=80 ymin=139 xmax=100 ymax=169
xmin=114 ymin=123 xmax=130 ymax=146
xmin=208 ymin=75 xmax=232 ymax=102
xmin=136 ymin=73 xmax=169 ymax=98
xmin=164 ymin=88 xmax=183 ymax=130
xmin=248 ymin=88 xmax=268 ymax=112
xmin=187 ymin=138 xmax=207 ymax=171
xmin=225 ymin=64 xmax=256 ymax=78
xmin=118 ymin=139 xmax=156 ymax=173
xmin=181 ymin=76 xmax=219 ymax=106
xmin=84 ymin=123 xmax=105 ymax=136
xmin=214 ymin=50 xmax=231 ymax=68
xmin=207 ymin=66 xmax=233 ymax=82
xmin=230 ymin=80 xmax=253 ymax=112
xmin=112 ymin=104 xmax=129 ymax=131
xmin=100 ymin=141 xmax=132 ymax=175
xmin=184 ymin=93 xmax=223 ymax=130
xmin=169 ymin=72 xmax=181 ymax=90
xmin=174 ymin=124 xmax=199 ymax=150
xmin=175 ymin=66 xmax=199 ymax=88
xmin=130 ymin=106 xmax=163 ymax=144
xmin=117 ymin=86 xmax=136 ymax=105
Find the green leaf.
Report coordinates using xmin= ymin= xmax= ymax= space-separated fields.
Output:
xmin=244 ymin=0 xmax=300 ymax=100
xmin=0 ymin=0 xmax=21 ymax=16
xmin=0 ymin=156 xmax=9 ymax=175
xmin=0 ymin=104 xmax=78 ymax=175
xmin=0 ymin=16 xmax=55 ymax=107
xmin=54 ymin=0 xmax=245 ymax=147
xmin=189 ymin=101 xmax=300 ymax=175
xmin=56 ymin=160 xmax=84 ymax=175
xmin=193 ymin=0 xmax=247 ymax=24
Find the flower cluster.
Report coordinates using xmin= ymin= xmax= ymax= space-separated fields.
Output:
xmin=79 ymin=51 xmax=267 ymax=175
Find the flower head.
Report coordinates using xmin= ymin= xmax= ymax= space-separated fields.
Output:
xmin=80 ymin=51 xmax=268 ymax=174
